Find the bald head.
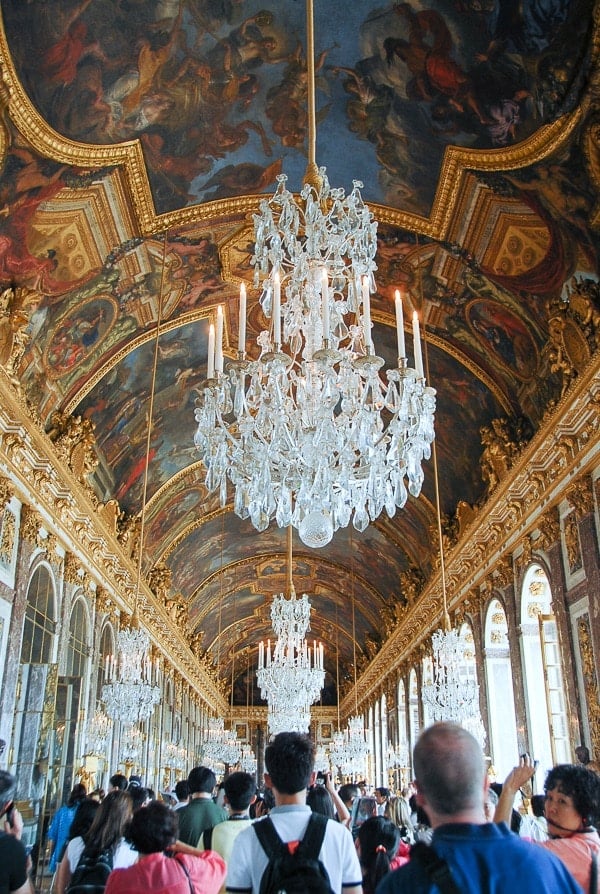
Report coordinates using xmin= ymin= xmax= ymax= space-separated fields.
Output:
xmin=414 ymin=722 xmax=486 ymax=819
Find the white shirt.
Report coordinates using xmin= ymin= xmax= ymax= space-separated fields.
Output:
xmin=225 ymin=805 xmax=361 ymax=894
xmin=66 ymin=836 xmax=138 ymax=872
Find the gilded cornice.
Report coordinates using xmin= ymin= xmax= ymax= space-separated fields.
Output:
xmin=566 ymin=476 xmax=594 ymax=516
xmin=342 ymin=357 xmax=600 ymax=716
xmin=0 ymin=376 xmax=226 ymax=714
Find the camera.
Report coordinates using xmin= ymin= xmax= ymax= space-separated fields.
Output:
xmin=316 ymin=772 xmax=326 ymax=785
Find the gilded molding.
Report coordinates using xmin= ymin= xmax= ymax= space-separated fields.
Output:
xmin=577 ymin=615 xmax=600 ymax=761
xmin=0 ymin=476 xmax=12 ymax=508
xmin=567 ymin=476 xmax=594 ymax=516
xmin=20 ymin=505 xmax=41 ymax=545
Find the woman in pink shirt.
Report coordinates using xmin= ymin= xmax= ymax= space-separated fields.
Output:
xmin=105 ymin=801 xmax=225 ymax=894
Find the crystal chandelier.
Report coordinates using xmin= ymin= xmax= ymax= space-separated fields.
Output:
xmin=239 ymin=743 xmax=257 ymax=775
xmin=421 ymin=412 xmax=484 ymax=734
xmin=85 ymin=709 xmax=112 ymax=756
xmin=257 ymin=529 xmax=325 ymax=734
xmin=201 ymin=716 xmax=240 ymax=769
xmin=119 ymin=723 xmax=144 ymax=767
xmin=330 ymin=716 xmax=369 ymax=779
xmin=193 ymin=0 xmax=435 ymax=549
xmin=102 ymin=618 xmax=161 ymax=724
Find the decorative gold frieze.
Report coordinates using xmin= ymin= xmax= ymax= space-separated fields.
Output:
xmin=494 ymin=556 xmax=513 ymax=588
xmin=47 ymin=412 xmax=99 ymax=487
xmin=563 ymin=511 xmax=583 ymax=574
xmin=0 ymin=477 xmax=12 ymax=508
xmin=536 ymin=508 xmax=560 ymax=551
xmin=63 ymin=553 xmax=83 ymax=585
xmin=20 ymin=505 xmax=42 ymax=545
xmin=567 ymin=477 xmax=594 ymax=516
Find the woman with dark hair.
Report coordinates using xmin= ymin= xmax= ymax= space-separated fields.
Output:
xmin=47 ymin=784 xmax=87 ymax=872
xmin=104 ymin=801 xmax=225 ymax=894
xmin=355 ymin=816 xmax=401 ymax=894
xmin=497 ymin=760 xmax=600 ymax=893
xmin=55 ymin=791 xmax=136 ymax=894
xmin=307 ymin=784 xmax=335 ymax=819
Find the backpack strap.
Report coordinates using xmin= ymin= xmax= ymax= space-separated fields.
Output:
xmin=296 ymin=813 xmax=328 ymax=860
xmin=410 ymin=841 xmax=462 ymax=894
xmin=589 ymin=850 xmax=598 ymax=894
xmin=253 ymin=817 xmax=287 ymax=860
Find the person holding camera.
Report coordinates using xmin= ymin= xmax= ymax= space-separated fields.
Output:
xmin=0 ymin=770 xmax=32 ymax=894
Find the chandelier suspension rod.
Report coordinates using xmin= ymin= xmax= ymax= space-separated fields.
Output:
xmin=351 ymin=529 xmax=358 ymax=717
xmin=418 ymin=244 xmax=450 ymax=632
xmin=305 ymin=0 xmax=317 ymax=179
xmin=335 ymin=601 xmax=340 ymax=731
xmin=286 ymin=525 xmax=294 ymax=597
xmin=134 ymin=231 xmax=168 ymax=619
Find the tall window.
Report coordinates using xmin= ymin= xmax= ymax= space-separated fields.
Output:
xmin=484 ymin=598 xmax=518 ymax=777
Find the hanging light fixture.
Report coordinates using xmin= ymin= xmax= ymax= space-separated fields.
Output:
xmin=193 ymin=0 xmax=436 ymax=549
xmin=257 ymin=527 xmax=325 ymax=734
xmin=329 ymin=532 xmax=369 ymax=778
xmin=419 ymin=263 xmax=482 ymax=732
xmin=101 ymin=237 xmax=169 ymax=726
xmin=84 ymin=709 xmax=112 ymax=757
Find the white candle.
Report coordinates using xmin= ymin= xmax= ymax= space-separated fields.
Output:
xmin=362 ymin=276 xmax=371 ymax=351
xmin=238 ymin=283 xmax=246 ymax=352
xmin=321 ymin=269 xmax=329 ymax=342
xmin=319 ymin=642 xmax=323 ymax=669
xmin=259 ymin=640 xmax=264 ymax=668
xmin=412 ymin=311 xmax=424 ymax=378
xmin=207 ymin=322 xmax=215 ymax=379
xmin=273 ymin=270 xmax=281 ymax=345
xmin=215 ymin=305 xmax=224 ymax=374
xmin=395 ymin=289 xmax=405 ymax=359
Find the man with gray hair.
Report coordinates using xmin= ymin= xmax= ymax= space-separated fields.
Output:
xmin=376 ymin=723 xmax=581 ymax=893
xmin=0 ymin=770 xmax=32 ymax=894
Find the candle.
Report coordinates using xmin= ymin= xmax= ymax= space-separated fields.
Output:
xmin=412 ymin=311 xmax=424 ymax=378
xmin=215 ymin=305 xmax=223 ymax=374
xmin=207 ymin=322 xmax=215 ymax=379
xmin=238 ymin=283 xmax=246 ymax=352
xmin=362 ymin=276 xmax=371 ymax=351
xmin=259 ymin=640 xmax=264 ymax=668
xmin=273 ymin=269 xmax=281 ymax=345
xmin=395 ymin=289 xmax=405 ymax=359
xmin=321 ymin=269 xmax=329 ymax=342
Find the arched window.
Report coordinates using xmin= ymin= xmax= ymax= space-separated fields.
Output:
xmin=21 ymin=564 xmax=56 ymax=664
xmin=520 ymin=564 xmax=570 ymax=776
xmin=484 ymin=598 xmax=518 ymax=778
xmin=408 ymin=668 xmax=420 ymax=759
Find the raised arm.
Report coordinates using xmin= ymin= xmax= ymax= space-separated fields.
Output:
xmin=493 ymin=755 xmax=536 ymax=826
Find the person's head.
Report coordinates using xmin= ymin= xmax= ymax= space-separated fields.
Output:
xmin=187 ymin=766 xmax=217 ymax=796
xmin=356 ymin=816 xmax=400 ymax=894
xmin=67 ymin=784 xmax=87 ymax=807
xmin=174 ymin=780 xmax=189 ymax=802
xmin=68 ymin=798 xmax=100 ymax=841
xmin=127 ymin=775 xmax=142 ymax=790
xmin=223 ymin=772 xmax=256 ymax=812
xmin=306 ymin=785 xmax=335 ymax=819
xmin=413 ymin=723 xmax=487 ymax=824
xmin=264 ymin=732 xmax=314 ymax=796
xmin=543 ymin=764 xmax=600 ymax=837
xmin=109 ymin=773 xmax=128 ymax=792
xmin=386 ymin=795 xmax=412 ymax=830
xmin=338 ymin=783 xmax=360 ymax=809
xmin=484 ymin=786 xmax=498 ymax=821
xmin=129 ymin=801 xmax=178 ymax=854
xmin=575 ymin=745 xmax=591 ymax=764
xmin=531 ymin=793 xmax=545 ymax=818
xmin=90 ymin=789 xmax=105 ymax=802
xmin=84 ymin=790 xmax=133 ymax=854
xmin=374 ymin=787 xmax=390 ymax=806
xmin=0 ymin=770 xmax=15 ymax=811
xmin=129 ymin=786 xmax=151 ymax=811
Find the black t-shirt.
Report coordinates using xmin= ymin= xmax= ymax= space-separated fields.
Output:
xmin=0 ymin=832 xmax=28 ymax=894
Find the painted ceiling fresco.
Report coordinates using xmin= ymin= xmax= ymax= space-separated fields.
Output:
xmin=0 ymin=0 xmax=599 ymax=703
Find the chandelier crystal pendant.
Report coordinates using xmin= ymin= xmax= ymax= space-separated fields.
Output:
xmin=201 ymin=716 xmax=240 ymax=769
xmin=193 ymin=0 xmax=436 ymax=549
xmin=102 ymin=619 xmax=161 ymax=724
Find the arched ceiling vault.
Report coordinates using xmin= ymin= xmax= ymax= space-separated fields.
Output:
xmin=0 ymin=0 xmax=598 ymax=707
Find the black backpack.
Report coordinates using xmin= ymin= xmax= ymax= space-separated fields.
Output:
xmin=253 ymin=813 xmax=334 ymax=894
xmin=66 ymin=845 xmax=114 ymax=894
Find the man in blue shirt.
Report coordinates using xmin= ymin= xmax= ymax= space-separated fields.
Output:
xmin=376 ymin=723 xmax=582 ymax=894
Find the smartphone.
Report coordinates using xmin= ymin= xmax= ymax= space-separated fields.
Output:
xmin=3 ymin=800 xmax=14 ymax=826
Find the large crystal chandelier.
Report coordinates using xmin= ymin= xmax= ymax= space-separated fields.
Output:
xmin=102 ymin=618 xmax=161 ymax=724
xmin=330 ymin=716 xmax=369 ymax=779
xmin=257 ymin=529 xmax=325 ymax=734
xmin=193 ymin=0 xmax=435 ymax=549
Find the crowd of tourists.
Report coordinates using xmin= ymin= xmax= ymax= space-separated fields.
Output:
xmin=1 ymin=723 xmax=599 ymax=894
